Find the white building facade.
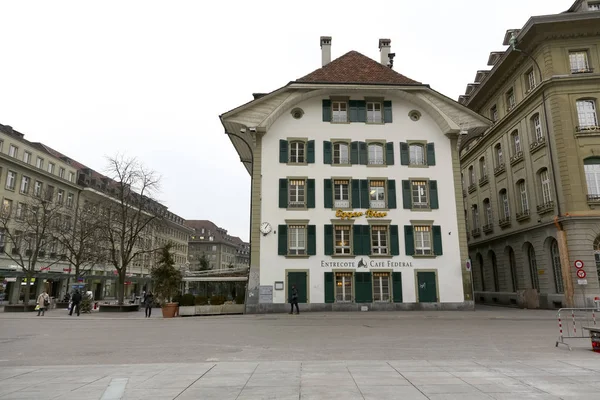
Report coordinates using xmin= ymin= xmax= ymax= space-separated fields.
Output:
xmin=221 ymin=38 xmax=491 ymax=313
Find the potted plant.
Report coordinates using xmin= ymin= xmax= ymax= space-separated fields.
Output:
xmin=150 ymin=243 xmax=182 ymax=318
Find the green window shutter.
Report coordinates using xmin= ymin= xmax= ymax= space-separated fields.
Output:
xmin=383 ymin=100 xmax=393 ymax=123
xmin=360 ymin=179 xmax=369 ymax=209
xmin=386 ymin=142 xmax=395 ymax=165
xmin=362 ymin=225 xmax=371 ymax=255
xmin=402 ymin=180 xmax=412 ymax=209
xmin=307 ymin=140 xmax=315 ymax=164
xmin=390 ymin=225 xmax=400 ymax=256
xmin=324 ymin=179 xmax=333 ymax=208
xmin=307 ymin=179 xmax=315 ymax=208
xmin=355 ymin=272 xmax=373 ymax=303
xmin=324 ymin=225 xmax=334 ymax=255
xmin=350 ymin=142 xmax=359 ymax=165
xmin=357 ymin=100 xmax=367 ymax=123
xmin=359 ymin=142 xmax=368 ymax=165
xmin=351 ymin=179 xmax=360 ymax=208
xmin=400 ymin=142 xmax=409 ymax=165
xmin=279 ymin=179 xmax=288 ymax=208
xmin=278 ymin=225 xmax=288 ymax=255
xmin=307 ymin=225 xmax=316 ymax=255
xmin=279 ymin=140 xmax=288 ymax=163
xmin=429 ymin=180 xmax=439 ymax=209
xmin=324 ymin=272 xmax=334 ymax=303
xmin=323 ymin=141 xmax=332 ymax=164
xmin=392 ymin=272 xmax=403 ymax=303
xmin=349 ymin=100 xmax=359 ymax=122
xmin=433 ymin=225 xmax=443 ymax=255
xmin=353 ymin=225 xmax=363 ymax=255
xmin=322 ymin=100 xmax=332 ymax=122
xmin=427 ymin=143 xmax=436 ymax=166
xmin=404 ymin=225 xmax=415 ymax=256
xmin=387 ymin=180 xmax=397 ymax=209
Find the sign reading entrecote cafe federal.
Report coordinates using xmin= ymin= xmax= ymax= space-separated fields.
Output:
xmin=321 ymin=258 xmax=414 ymax=268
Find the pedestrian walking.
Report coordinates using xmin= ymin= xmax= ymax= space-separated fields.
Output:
xmin=70 ymin=289 xmax=82 ymax=316
xmin=289 ymin=285 xmax=299 ymax=315
xmin=143 ymin=291 xmax=154 ymax=318
xmin=36 ymin=290 xmax=50 ymax=316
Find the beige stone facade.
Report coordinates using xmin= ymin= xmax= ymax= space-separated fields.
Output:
xmin=458 ymin=1 xmax=600 ymax=308
xmin=185 ymin=220 xmax=249 ymax=271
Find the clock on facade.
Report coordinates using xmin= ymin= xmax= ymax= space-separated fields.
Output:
xmin=260 ymin=222 xmax=272 ymax=236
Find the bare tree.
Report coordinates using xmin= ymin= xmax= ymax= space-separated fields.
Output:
xmin=0 ymin=188 xmax=64 ymax=308
xmin=98 ymin=155 xmax=163 ymax=305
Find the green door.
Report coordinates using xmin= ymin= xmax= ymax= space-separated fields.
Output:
xmin=417 ymin=271 xmax=438 ymax=303
xmin=288 ymin=272 xmax=308 ymax=303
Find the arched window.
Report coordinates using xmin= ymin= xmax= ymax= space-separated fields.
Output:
xmin=499 ymin=189 xmax=510 ymax=219
xmin=531 ymin=113 xmax=544 ymax=142
xmin=511 ymin=130 xmax=521 ymax=155
xmin=576 ymin=99 xmax=598 ymax=130
xmin=409 ymin=144 xmax=425 ymax=165
xmin=495 ymin=143 xmax=504 ymax=167
xmin=479 ymin=157 xmax=487 ymax=178
xmin=332 ymin=142 xmax=349 ymax=165
xmin=584 ymin=157 xmax=600 ymax=200
xmin=539 ymin=168 xmax=552 ymax=205
xmin=508 ymin=247 xmax=518 ymax=292
xmin=483 ymin=198 xmax=493 ymax=226
xmin=517 ymin=180 xmax=529 ymax=214
xmin=471 ymin=205 xmax=480 ymax=230
xmin=490 ymin=251 xmax=500 ymax=292
xmin=528 ymin=245 xmax=539 ymax=291
xmin=477 ymin=253 xmax=485 ymax=291
xmin=550 ymin=239 xmax=564 ymax=294
xmin=469 ymin=166 xmax=476 ymax=186
xmin=368 ymin=143 xmax=384 ymax=165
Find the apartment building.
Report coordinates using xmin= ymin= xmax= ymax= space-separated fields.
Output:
xmin=185 ymin=220 xmax=249 ymax=270
xmin=221 ymin=37 xmax=490 ymax=313
xmin=458 ymin=0 xmax=600 ymax=308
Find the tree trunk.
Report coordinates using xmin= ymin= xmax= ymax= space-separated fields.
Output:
xmin=117 ymin=269 xmax=126 ymax=305
xmin=23 ymin=275 xmax=32 ymax=309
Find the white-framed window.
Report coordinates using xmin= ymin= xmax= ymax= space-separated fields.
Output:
xmin=506 ymin=89 xmax=516 ymax=111
xmin=369 ymin=180 xmax=386 ymax=209
xmin=526 ymin=69 xmax=536 ymax=92
xmin=5 ymin=170 xmax=16 ymax=190
xmin=68 ymin=171 xmax=74 ymax=182
xmin=518 ymin=180 xmax=529 ymax=212
xmin=411 ymin=180 xmax=428 ymax=209
xmin=367 ymin=102 xmax=382 ymax=123
xmin=414 ymin=226 xmax=432 ymax=255
xmin=57 ymin=189 xmax=64 ymax=205
xmin=288 ymin=224 xmax=306 ymax=256
xmin=540 ymin=169 xmax=552 ymax=204
xmin=511 ymin=131 xmax=521 ymax=154
xmin=66 ymin=193 xmax=74 ymax=208
xmin=484 ymin=199 xmax=493 ymax=225
xmin=372 ymin=272 xmax=390 ymax=302
xmin=585 ymin=161 xmax=600 ymax=197
xmin=20 ymin=176 xmax=30 ymax=194
xmin=8 ymin=144 xmax=18 ymax=158
xmin=1 ymin=199 xmax=12 ymax=217
xmin=532 ymin=114 xmax=543 ymax=141
xmin=409 ymin=144 xmax=425 ymax=165
xmin=371 ymin=225 xmax=388 ymax=255
xmin=34 ymin=181 xmax=43 ymax=197
xmin=288 ymin=179 xmax=306 ymax=208
xmin=576 ymin=99 xmax=598 ymax=129
xmin=495 ymin=144 xmax=504 ymax=166
xmin=47 ymin=162 xmax=55 ymax=174
xmin=469 ymin=166 xmax=476 ymax=186
xmin=332 ymin=101 xmax=348 ymax=123
xmin=333 ymin=179 xmax=350 ymax=208
xmin=23 ymin=151 xmax=31 ymax=164
xmin=479 ymin=157 xmax=487 ymax=178
xmin=500 ymin=189 xmax=510 ymax=218
xmin=368 ymin=143 xmax=384 ymax=165
xmin=58 ymin=167 xmax=65 ymax=179
xmin=569 ymin=51 xmax=590 ymax=73
xmin=333 ymin=142 xmax=349 ymax=164
xmin=472 ymin=205 xmax=480 ymax=229
xmin=335 ymin=272 xmax=353 ymax=302
xmin=334 ymin=225 xmax=351 ymax=255
xmin=490 ymin=105 xmax=498 ymax=122
xmin=36 ymin=157 xmax=44 ymax=169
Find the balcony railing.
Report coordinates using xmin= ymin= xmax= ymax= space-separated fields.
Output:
xmin=482 ymin=224 xmax=493 ymax=233
xmin=494 ymin=163 xmax=506 ymax=176
xmin=576 ymin=125 xmax=600 ymax=133
xmin=288 ymin=201 xmax=306 ymax=209
xmin=370 ymin=200 xmax=386 ymax=209
xmin=333 ymin=158 xmax=349 ymax=165
xmin=530 ymin=136 xmax=546 ymax=153
xmin=471 ymin=228 xmax=481 ymax=238
xmin=368 ymin=158 xmax=385 ymax=166
xmin=334 ymin=200 xmax=350 ymax=208
xmin=499 ymin=216 xmax=511 ymax=228
xmin=525 ymin=85 xmax=537 ymax=95
xmin=587 ymin=194 xmax=600 ymax=203
xmin=571 ymin=67 xmax=594 ymax=74
xmin=479 ymin=175 xmax=489 ymax=187
xmin=468 ymin=183 xmax=477 ymax=194
xmin=510 ymin=151 xmax=523 ymax=165
xmin=516 ymin=209 xmax=531 ymax=221
xmin=537 ymin=201 xmax=555 ymax=214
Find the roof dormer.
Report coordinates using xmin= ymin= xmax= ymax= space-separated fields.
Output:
xmin=474 ymin=70 xmax=490 ymax=83
xmin=487 ymin=52 xmax=505 ymax=66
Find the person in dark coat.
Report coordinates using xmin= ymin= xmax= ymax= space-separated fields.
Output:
xmin=143 ymin=291 xmax=154 ymax=318
xmin=70 ymin=290 xmax=82 ymax=316
xmin=289 ymin=285 xmax=299 ymax=315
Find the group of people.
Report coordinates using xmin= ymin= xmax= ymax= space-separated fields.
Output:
xmin=35 ymin=289 xmax=84 ymax=317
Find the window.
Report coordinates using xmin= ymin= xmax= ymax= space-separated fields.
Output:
xmin=532 ymin=114 xmax=544 ymax=141
xmin=288 ymin=141 xmax=305 ymax=164
xmin=335 ymin=272 xmax=353 ymax=302
xmin=585 ymin=159 xmax=600 ymax=198
xmin=288 ymin=179 xmax=306 ymax=208
xmin=373 ymin=272 xmax=390 ymax=302
xmin=511 ymin=130 xmax=521 ymax=154
xmin=59 ymin=167 xmax=65 ymax=179
xmin=500 ymin=189 xmax=510 ymax=218
xmin=409 ymin=144 xmax=425 ymax=165
xmin=334 ymin=179 xmax=350 ymax=208
xmin=15 ymin=202 xmax=26 ymax=220
xmin=57 ymin=189 xmax=64 ymax=205
xmin=332 ymin=101 xmax=348 ymax=123
xmin=469 ymin=166 xmax=476 ymax=186
xmin=518 ymin=180 xmax=529 ymax=213
xmin=411 ymin=180 xmax=428 ymax=209
xmin=371 ymin=225 xmax=388 ymax=255
xmin=46 ymin=185 xmax=55 ymax=202
xmin=569 ymin=51 xmax=590 ymax=73
xmin=68 ymin=172 xmax=74 ymax=182
xmin=495 ymin=144 xmax=504 ymax=166
xmin=589 ymin=2 xmax=600 ymax=10
xmin=334 ymin=225 xmax=351 ymax=255
xmin=333 ymin=142 xmax=349 ymax=164
xmin=479 ymin=157 xmax=487 ymax=178
xmin=47 ymin=163 xmax=55 ymax=174
xmin=576 ymin=99 xmax=598 ymax=129
xmin=472 ymin=205 xmax=480 ymax=229
xmin=66 ymin=193 xmax=74 ymax=208
xmin=540 ymin=169 xmax=552 ymax=204
xmin=490 ymin=105 xmax=498 ymax=122
xmin=526 ymin=69 xmax=536 ymax=92
xmin=8 ymin=145 xmax=18 ymax=158
xmin=20 ymin=176 xmax=30 ymax=194
xmin=1 ymin=199 xmax=12 ymax=217
xmin=23 ymin=151 xmax=31 ymax=164
xmin=368 ymin=143 xmax=384 ymax=165
xmin=36 ymin=157 xmax=44 ymax=169
xmin=366 ymin=102 xmax=382 ymax=123
xmin=550 ymin=240 xmax=564 ymax=293
xmin=414 ymin=226 xmax=432 ymax=255
xmin=484 ymin=199 xmax=493 ymax=225
xmin=369 ymin=180 xmax=386 ymax=209
xmin=528 ymin=245 xmax=539 ymax=291
xmin=288 ymin=225 xmax=306 ymax=256
xmin=506 ymin=89 xmax=516 ymax=111
xmin=34 ymin=181 xmax=43 ymax=197
xmin=5 ymin=171 xmax=16 ymax=190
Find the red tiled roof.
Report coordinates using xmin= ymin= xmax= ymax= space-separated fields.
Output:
xmin=295 ymin=51 xmax=421 ymax=85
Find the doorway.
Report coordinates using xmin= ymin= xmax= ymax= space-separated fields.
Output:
xmin=287 ymin=271 xmax=308 ymax=303
xmin=417 ymin=271 xmax=438 ymax=303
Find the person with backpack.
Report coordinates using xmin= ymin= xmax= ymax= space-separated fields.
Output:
xmin=70 ymin=289 xmax=82 ymax=316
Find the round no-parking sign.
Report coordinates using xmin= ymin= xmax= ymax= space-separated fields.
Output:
xmin=577 ymin=269 xmax=587 ymax=279
xmin=574 ymin=260 xmax=584 ymax=269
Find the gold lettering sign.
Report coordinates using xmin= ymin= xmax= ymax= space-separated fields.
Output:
xmin=335 ymin=209 xmax=388 ymax=220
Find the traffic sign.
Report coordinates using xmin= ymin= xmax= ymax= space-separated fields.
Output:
xmin=578 ymin=279 xmax=588 ymax=285
xmin=575 ymin=260 xmax=584 ymax=269
xmin=577 ymin=269 xmax=587 ymax=279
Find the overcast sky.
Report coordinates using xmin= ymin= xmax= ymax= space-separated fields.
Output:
xmin=0 ymin=0 xmax=569 ymax=241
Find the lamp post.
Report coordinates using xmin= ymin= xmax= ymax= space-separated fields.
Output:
xmin=224 ymin=129 xmax=254 ymax=310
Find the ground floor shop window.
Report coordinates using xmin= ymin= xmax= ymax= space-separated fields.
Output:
xmin=335 ymin=272 xmax=353 ymax=302
xmin=373 ymin=272 xmax=390 ymax=302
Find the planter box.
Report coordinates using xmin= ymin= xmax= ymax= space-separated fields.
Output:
xmin=4 ymin=304 xmax=38 ymax=312
xmin=99 ymin=304 xmax=140 ymax=313
xmin=194 ymin=304 xmax=245 ymax=315
xmin=221 ymin=304 xmax=244 ymax=314
xmin=54 ymin=302 xmax=70 ymax=309
xmin=178 ymin=306 xmax=195 ymax=317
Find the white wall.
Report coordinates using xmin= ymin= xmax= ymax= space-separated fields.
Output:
xmin=258 ymin=92 xmax=465 ymax=304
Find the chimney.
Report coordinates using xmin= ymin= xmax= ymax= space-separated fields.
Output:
xmin=320 ymin=36 xmax=332 ymax=66
xmin=379 ymin=38 xmax=391 ymax=66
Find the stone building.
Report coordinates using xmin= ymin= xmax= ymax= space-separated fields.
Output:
xmin=185 ymin=220 xmax=249 ymax=270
